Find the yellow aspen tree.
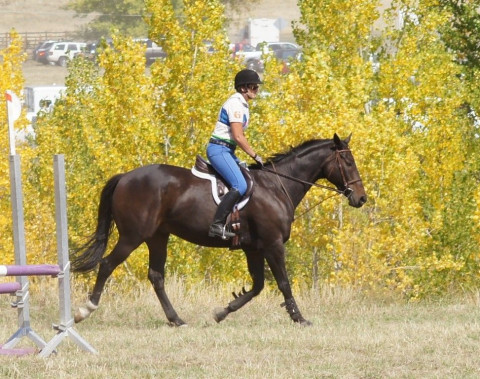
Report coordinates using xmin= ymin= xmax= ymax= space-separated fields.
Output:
xmin=253 ymin=0 xmax=476 ymax=296
xmin=0 ymin=32 xmax=54 ymax=266
xmin=19 ymin=0 xmax=479 ymax=295
xmin=29 ymin=1 xmax=249 ymax=283
xmin=252 ymin=0 xmax=383 ymax=290
xmin=145 ymin=0 xmax=249 ymax=281
xmin=377 ymin=0 xmax=473 ymax=297
xmin=29 ymin=35 xmax=157 ymax=277
xmin=0 ymin=31 xmax=26 ymax=264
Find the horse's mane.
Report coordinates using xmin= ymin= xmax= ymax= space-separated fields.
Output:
xmin=249 ymin=139 xmax=333 ymax=169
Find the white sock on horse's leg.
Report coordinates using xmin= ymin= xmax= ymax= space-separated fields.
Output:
xmin=74 ymin=300 xmax=98 ymax=323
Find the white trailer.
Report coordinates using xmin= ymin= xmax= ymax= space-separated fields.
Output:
xmin=24 ymin=85 xmax=66 ymax=124
xmin=247 ymin=18 xmax=280 ymax=47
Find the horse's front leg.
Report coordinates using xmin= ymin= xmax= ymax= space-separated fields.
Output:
xmin=214 ymin=250 xmax=265 ymax=323
xmin=264 ymin=244 xmax=312 ymax=326
xmin=147 ymin=233 xmax=186 ymax=327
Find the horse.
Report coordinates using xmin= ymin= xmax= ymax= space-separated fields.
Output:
xmin=72 ymin=133 xmax=367 ymax=326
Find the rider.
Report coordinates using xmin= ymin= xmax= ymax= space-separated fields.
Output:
xmin=207 ymin=69 xmax=264 ymax=239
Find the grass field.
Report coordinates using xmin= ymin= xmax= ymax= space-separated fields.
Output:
xmin=1 ymin=278 xmax=480 ymax=378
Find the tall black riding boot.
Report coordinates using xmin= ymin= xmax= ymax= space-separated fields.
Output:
xmin=209 ymin=189 xmax=241 ymax=239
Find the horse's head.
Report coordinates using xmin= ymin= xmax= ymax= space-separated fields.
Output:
xmin=324 ymin=134 xmax=367 ymax=208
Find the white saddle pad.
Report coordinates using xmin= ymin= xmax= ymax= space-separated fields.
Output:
xmin=191 ymin=167 xmax=250 ymax=210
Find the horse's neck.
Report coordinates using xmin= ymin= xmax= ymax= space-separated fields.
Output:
xmin=275 ymin=149 xmax=330 ymax=208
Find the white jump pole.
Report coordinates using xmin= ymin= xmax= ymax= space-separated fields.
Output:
xmin=39 ymin=155 xmax=97 ymax=357
xmin=2 ymin=91 xmax=47 ymax=352
xmin=2 ymin=91 xmax=96 ymax=357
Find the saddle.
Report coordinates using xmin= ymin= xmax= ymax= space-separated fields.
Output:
xmin=191 ymin=156 xmax=254 ymax=249
xmin=191 ymin=155 xmax=254 ymax=209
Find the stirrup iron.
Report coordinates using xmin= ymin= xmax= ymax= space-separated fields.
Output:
xmin=209 ymin=224 xmax=235 ymax=240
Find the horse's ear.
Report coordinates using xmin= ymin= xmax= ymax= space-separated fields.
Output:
xmin=333 ymin=133 xmax=342 ymax=148
xmin=344 ymin=133 xmax=352 ymax=144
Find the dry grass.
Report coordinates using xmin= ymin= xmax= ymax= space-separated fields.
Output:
xmin=1 ymin=277 xmax=480 ymax=378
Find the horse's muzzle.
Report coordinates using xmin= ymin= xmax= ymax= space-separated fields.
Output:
xmin=348 ymin=192 xmax=367 ymax=208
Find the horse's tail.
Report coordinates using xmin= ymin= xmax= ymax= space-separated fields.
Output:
xmin=71 ymin=173 xmax=124 ymax=273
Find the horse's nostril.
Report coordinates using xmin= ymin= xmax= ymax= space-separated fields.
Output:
xmin=360 ymin=195 xmax=367 ymax=204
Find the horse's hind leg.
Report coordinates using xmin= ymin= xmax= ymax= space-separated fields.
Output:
xmin=146 ymin=232 xmax=186 ymax=327
xmin=75 ymin=235 xmax=141 ymax=323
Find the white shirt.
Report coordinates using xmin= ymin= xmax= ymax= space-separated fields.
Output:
xmin=211 ymin=92 xmax=249 ymax=144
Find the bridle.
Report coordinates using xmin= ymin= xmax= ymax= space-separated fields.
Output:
xmin=328 ymin=149 xmax=363 ymax=197
xmin=260 ymin=148 xmax=362 ymax=215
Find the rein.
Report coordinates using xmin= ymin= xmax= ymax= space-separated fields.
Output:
xmin=260 ymin=149 xmax=362 ymax=219
xmin=263 ymin=165 xmax=343 ymax=194
xmin=261 ymin=149 xmax=359 ymax=196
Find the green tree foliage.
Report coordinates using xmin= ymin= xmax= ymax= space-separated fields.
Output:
xmin=65 ymin=0 xmax=148 ymax=39
xmin=437 ymin=0 xmax=480 ymax=68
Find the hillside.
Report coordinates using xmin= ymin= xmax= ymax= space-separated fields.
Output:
xmin=0 ymin=0 xmax=94 ymax=34
xmin=4 ymin=0 xmax=300 ymax=86
xmin=1 ymin=0 xmax=300 ymax=42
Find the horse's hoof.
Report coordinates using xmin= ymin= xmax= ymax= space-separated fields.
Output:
xmin=213 ymin=307 xmax=228 ymax=323
xmin=168 ymin=319 xmax=187 ymax=327
xmin=74 ymin=300 xmax=98 ymax=323
xmin=74 ymin=311 xmax=84 ymax=323
xmin=299 ymin=319 xmax=313 ymax=327
xmin=74 ymin=307 xmax=90 ymax=323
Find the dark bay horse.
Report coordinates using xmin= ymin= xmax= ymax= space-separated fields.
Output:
xmin=72 ymin=133 xmax=366 ymax=326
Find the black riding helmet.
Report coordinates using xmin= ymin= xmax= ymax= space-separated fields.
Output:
xmin=234 ymin=69 xmax=263 ymax=90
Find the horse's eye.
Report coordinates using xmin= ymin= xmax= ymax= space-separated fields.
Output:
xmin=341 ymin=155 xmax=353 ymax=167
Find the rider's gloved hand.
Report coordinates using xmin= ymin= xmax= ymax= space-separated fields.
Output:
xmin=254 ymin=154 xmax=264 ymax=166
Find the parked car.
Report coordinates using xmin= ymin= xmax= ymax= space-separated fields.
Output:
xmin=33 ymin=40 xmax=57 ymax=63
xmin=75 ymin=42 xmax=99 ymax=62
xmin=259 ymin=42 xmax=299 ymax=54
xmin=75 ymin=39 xmax=114 ymax=63
xmin=235 ymin=44 xmax=263 ymax=71
xmin=46 ymin=41 xmax=86 ymax=67
xmin=135 ymin=38 xmax=166 ymax=66
xmin=275 ymin=48 xmax=302 ymax=73
xmin=236 ymin=42 xmax=300 ymax=72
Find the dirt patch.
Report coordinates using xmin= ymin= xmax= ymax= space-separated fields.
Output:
xmin=23 ymin=59 xmax=67 ymax=86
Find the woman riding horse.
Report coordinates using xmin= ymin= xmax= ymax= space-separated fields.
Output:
xmin=72 ymin=133 xmax=367 ymax=327
xmin=207 ymin=69 xmax=264 ymax=239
